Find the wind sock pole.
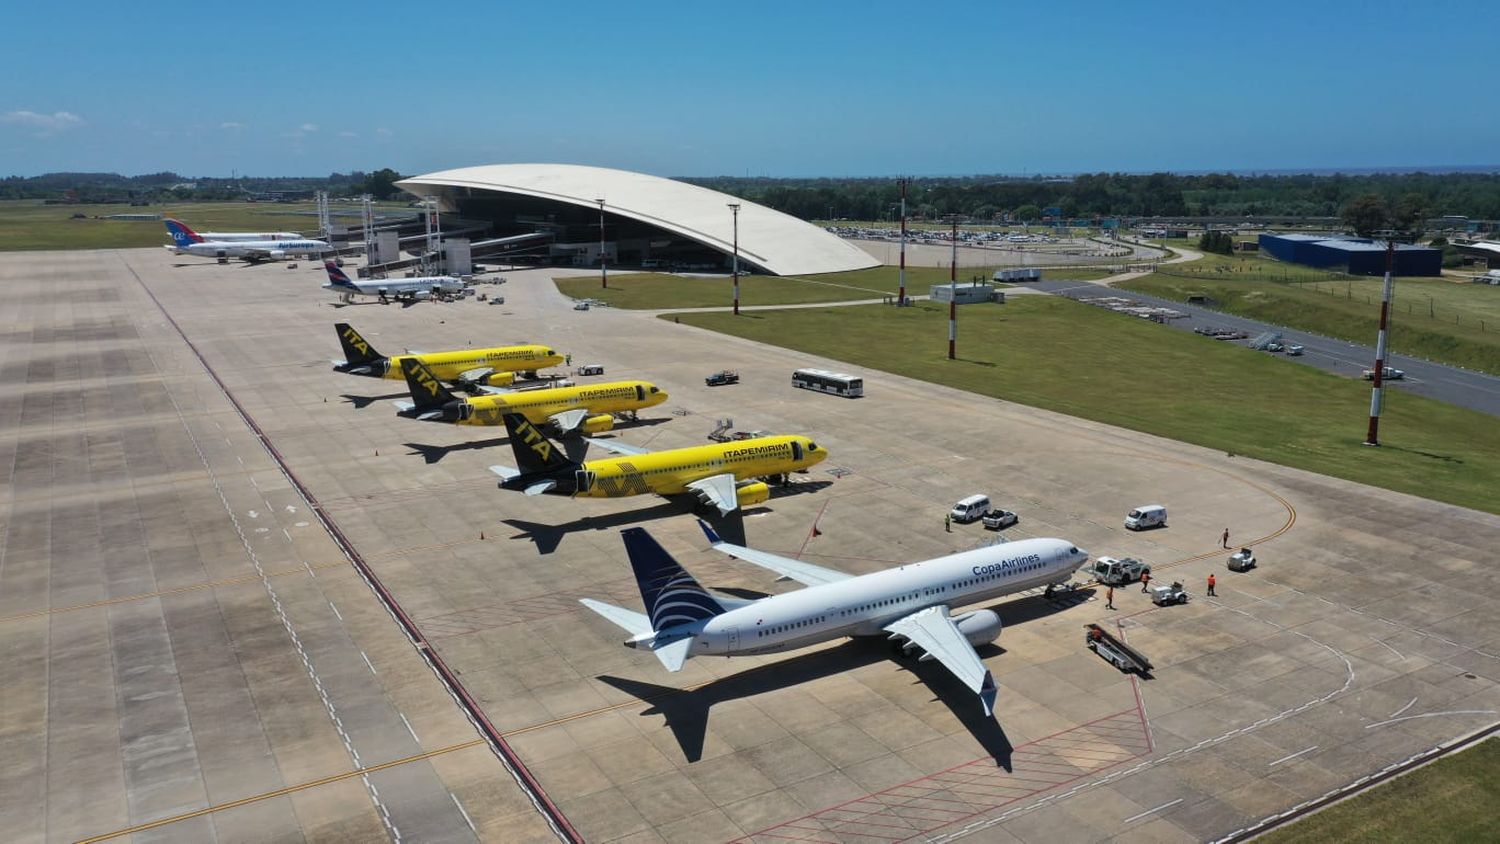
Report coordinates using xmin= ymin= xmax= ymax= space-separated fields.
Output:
xmin=1365 ymin=237 xmax=1397 ymax=446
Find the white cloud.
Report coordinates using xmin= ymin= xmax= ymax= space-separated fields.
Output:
xmin=220 ymin=121 xmax=244 ymax=129
xmin=300 ymin=122 xmax=319 ymax=133
xmin=375 ymin=127 xmax=393 ymax=137
xmin=339 ymin=130 xmax=358 ymax=138
xmin=2 ymin=110 xmax=84 ymax=136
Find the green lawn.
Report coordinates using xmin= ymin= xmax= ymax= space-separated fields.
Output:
xmin=1260 ymin=738 xmax=1500 ymax=844
xmin=554 ymin=265 xmax=1012 ymax=310
xmin=666 ymin=296 xmax=1500 ymax=516
xmin=1119 ymin=254 xmax=1500 ymax=375
xmin=0 ymin=200 xmax=407 ymax=251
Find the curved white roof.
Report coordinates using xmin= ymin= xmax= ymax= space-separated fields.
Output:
xmin=395 ymin=164 xmax=879 ymax=276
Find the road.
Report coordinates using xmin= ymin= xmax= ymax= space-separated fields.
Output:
xmin=1033 ymin=279 xmax=1500 ymax=418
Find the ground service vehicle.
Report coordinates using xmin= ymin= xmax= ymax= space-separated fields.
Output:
xmin=981 ymin=509 xmax=1019 ymax=530
xmin=1151 ymin=582 xmax=1189 ymax=606
xmin=705 ymin=370 xmax=740 ymax=386
xmin=1088 ymin=555 xmax=1151 ymax=586
xmin=576 ymin=364 xmax=605 ymax=376
xmin=1228 ymin=548 xmax=1257 ymax=572
xmin=1085 ymin=624 xmax=1154 ymax=675
xmin=792 ymin=368 xmax=864 ymax=398
xmin=1124 ymin=504 xmax=1167 ymax=530
xmin=1362 ymin=367 xmax=1405 ymax=380
xmin=1286 ymin=344 xmax=1304 ymax=356
xmin=950 ymin=495 xmax=991 ymax=524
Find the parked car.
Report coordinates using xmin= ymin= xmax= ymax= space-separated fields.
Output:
xmin=950 ymin=494 xmax=990 ymax=524
xmin=981 ymin=509 xmax=1019 ymax=530
xmin=1285 ymin=344 xmax=1304 ymax=356
xmin=1124 ymin=505 xmax=1167 ymax=531
xmin=705 ymin=370 xmax=740 ymax=386
xmin=1362 ymin=366 xmax=1405 ymax=380
xmin=574 ymin=301 xmax=591 ymax=311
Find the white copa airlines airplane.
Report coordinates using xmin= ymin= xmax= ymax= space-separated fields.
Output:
xmin=165 ymin=220 xmax=331 ymax=262
xmin=323 ymin=261 xmax=464 ymax=303
xmin=582 ymin=521 xmax=1089 ymax=716
xmin=164 ymin=218 xmax=301 ymax=243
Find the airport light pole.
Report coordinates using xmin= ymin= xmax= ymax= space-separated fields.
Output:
xmin=728 ymin=202 xmax=740 ymax=315
xmin=946 ymin=214 xmax=960 ymax=360
xmin=1365 ymin=236 xmax=1397 ymax=446
xmin=898 ymin=178 xmax=909 ymax=307
xmin=596 ymin=198 xmax=607 ymax=289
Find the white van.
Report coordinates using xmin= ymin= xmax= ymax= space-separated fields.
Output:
xmin=1124 ymin=505 xmax=1167 ymax=531
xmin=950 ymin=494 xmax=991 ymax=524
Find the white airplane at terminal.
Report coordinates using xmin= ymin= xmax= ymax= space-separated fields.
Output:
xmin=582 ymin=521 xmax=1090 ymax=716
xmin=323 ymin=261 xmax=464 ymax=303
xmin=165 ymin=219 xmax=331 ymax=262
xmin=164 ymin=218 xmax=302 ymax=243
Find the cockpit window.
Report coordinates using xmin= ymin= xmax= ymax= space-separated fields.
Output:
xmin=649 ymin=386 xmax=659 ymax=393
xmin=1070 ymin=547 xmax=1078 ymax=555
xmin=807 ymin=442 xmax=818 ymax=451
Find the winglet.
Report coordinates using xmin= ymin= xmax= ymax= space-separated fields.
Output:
xmin=980 ymin=670 xmax=998 ymax=718
xmin=696 ymin=518 xmax=722 ymax=545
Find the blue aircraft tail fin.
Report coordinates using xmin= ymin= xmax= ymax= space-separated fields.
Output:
xmin=621 ymin=528 xmax=725 ymax=632
xmin=163 ymin=218 xmax=202 ymax=248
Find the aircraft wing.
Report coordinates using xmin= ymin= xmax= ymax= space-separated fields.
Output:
xmin=587 ymin=437 xmax=652 ymax=457
xmin=697 ymin=519 xmax=852 ymax=586
xmin=457 ymin=366 xmax=494 ymax=383
xmin=547 ymin=408 xmax=589 ymax=435
xmin=685 ymin=474 xmax=740 ymax=516
xmin=883 ymin=606 xmax=997 ymax=717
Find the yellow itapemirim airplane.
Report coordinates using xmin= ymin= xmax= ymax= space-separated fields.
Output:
xmin=331 ymin=322 xmax=563 ymax=392
xmin=489 ymin=413 xmax=827 ymax=515
xmin=397 ymin=358 xmax=669 ymax=436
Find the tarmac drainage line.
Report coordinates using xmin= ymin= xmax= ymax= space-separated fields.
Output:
xmin=126 ymin=259 xmax=582 ymax=844
xmin=1212 ymin=720 xmax=1500 ymax=843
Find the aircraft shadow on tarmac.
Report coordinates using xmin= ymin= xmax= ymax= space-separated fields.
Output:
xmin=340 ymin=391 xmax=409 ymax=409
xmin=504 ymin=505 xmax=753 ymax=554
xmin=598 ymin=638 xmax=1015 ymax=767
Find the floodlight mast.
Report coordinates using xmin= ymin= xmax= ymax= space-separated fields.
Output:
xmin=596 ymin=198 xmax=607 ymax=289
xmin=1365 ymin=236 xmax=1397 ymax=446
xmin=947 ymin=214 xmax=960 ymax=360
xmin=728 ymin=203 xmax=741 ymax=315
xmin=898 ymin=178 xmax=909 ymax=306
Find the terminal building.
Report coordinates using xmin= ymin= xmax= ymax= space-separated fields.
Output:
xmin=1258 ymin=233 xmax=1442 ymax=276
xmin=394 ymin=164 xmax=878 ymax=277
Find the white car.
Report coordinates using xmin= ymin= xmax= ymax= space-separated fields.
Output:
xmin=574 ymin=301 xmax=591 ymax=311
xmin=1361 ymin=367 xmax=1405 ymax=380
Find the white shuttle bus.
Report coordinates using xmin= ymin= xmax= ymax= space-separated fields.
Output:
xmin=792 ymin=368 xmax=864 ymax=398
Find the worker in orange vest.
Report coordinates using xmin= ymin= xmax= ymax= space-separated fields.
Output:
xmin=1207 ymin=573 xmax=1217 ymax=597
xmin=1140 ymin=570 xmax=1152 ymax=593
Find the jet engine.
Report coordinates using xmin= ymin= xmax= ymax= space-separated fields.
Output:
xmin=953 ymin=609 xmax=1002 ymax=646
xmin=735 ymin=481 xmax=770 ymax=509
xmin=580 ymin=414 xmax=615 ymax=434
xmin=268 ymin=250 xmax=286 ymax=260
xmin=483 ymin=371 xmax=516 ymax=387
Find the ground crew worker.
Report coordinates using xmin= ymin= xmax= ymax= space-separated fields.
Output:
xmin=1140 ymin=570 xmax=1152 ymax=593
xmin=565 ymin=353 xmax=572 ymax=366
xmin=1090 ymin=627 xmax=1103 ymax=642
xmin=1106 ymin=586 xmax=1115 ymax=610
xmin=945 ymin=513 xmax=952 ymax=533
xmin=1221 ymin=528 xmax=1230 ymax=549
xmin=1207 ymin=573 xmax=1217 ymax=597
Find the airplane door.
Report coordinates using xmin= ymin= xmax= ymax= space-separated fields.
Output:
xmin=725 ymin=626 xmax=739 ymax=653
xmin=635 ymin=385 xmax=646 ymax=403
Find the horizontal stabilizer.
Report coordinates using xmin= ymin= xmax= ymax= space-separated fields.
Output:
xmin=393 ymin=400 xmax=415 ymax=413
xmin=488 ymin=464 xmax=521 ymax=481
xmin=549 ymin=408 xmax=589 ymax=435
xmin=523 ymin=480 xmax=557 ymax=496
xmin=649 ymin=635 xmax=695 ymax=673
xmin=579 ymin=598 xmax=653 ymax=638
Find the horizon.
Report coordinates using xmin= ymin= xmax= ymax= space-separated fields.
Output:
xmin=3 ymin=1 xmax=1496 ymax=178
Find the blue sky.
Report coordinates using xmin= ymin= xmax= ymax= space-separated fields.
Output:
xmin=2 ymin=0 xmax=1494 ymax=177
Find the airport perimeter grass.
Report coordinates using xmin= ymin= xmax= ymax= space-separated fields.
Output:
xmin=1118 ymin=255 xmax=1500 ymax=376
xmin=667 ymin=296 xmax=1500 ymax=516
xmin=0 ymin=200 xmax=403 ymax=251
xmin=554 ymin=265 xmax=1013 ymax=309
xmin=1260 ymin=738 xmax=1500 ymax=844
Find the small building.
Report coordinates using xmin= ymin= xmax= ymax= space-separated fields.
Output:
xmin=1258 ymin=233 xmax=1441 ymax=276
xmin=1235 ymin=240 xmax=1259 ymax=252
xmin=931 ymin=282 xmax=1002 ymax=304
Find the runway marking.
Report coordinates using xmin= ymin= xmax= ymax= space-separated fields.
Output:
xmin=1123 ymin=798 xmax=1183 ymax=824
xmin=451 ymin=794 xmax=477 ymax=833
xmin=1364 ymin=710 xmax=1497 ymax=730
xmin=362 ymin=651 xmax=378 ymax=675
xmin=1268 ymin=746 xmax=1318 ymax=767
xmin=400 ymin=713 xmax=420 ymax=743
xmin=329 ymin=601 xmax=343 ymax=621
xmin=1369 ymin=636 xmax=1405 ymax=661
xmin=0 ymin=561 xmax=348 ymax=624
xmin=1390 ymin=697 xmax=1418 ymax=719
xmin=76 ymin=739 xmax=487 ymax=842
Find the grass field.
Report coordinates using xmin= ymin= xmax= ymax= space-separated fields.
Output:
xmin=554 ymin=265 xmax=1019 ymax=310
xmin=0 ymin=200 xmax=407 ymax=251
xmin=667 ymin=296 xmax=1500 ymax=516
xmin=1119 ymin=253 xmax=1500 ymax=375
xmin=1260 ymin=738 xmax=1500 ymax=843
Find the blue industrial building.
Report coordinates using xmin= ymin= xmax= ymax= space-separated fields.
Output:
xmin=1258 ymin=233 xmax=1442 ymax=276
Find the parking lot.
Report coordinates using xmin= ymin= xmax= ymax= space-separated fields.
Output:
xmin=4 ymin=247 xmax=1498 ymax=842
